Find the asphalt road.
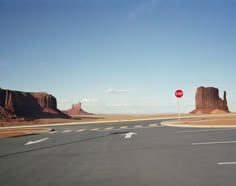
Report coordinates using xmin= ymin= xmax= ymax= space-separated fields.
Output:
xmin=1 ymin=119 xmax=236 ymax=186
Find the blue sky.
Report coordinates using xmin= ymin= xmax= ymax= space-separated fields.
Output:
xmin=0 ymin=0 xmax=236 ymax=114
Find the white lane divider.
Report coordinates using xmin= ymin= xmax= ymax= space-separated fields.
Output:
xmin=49 ymin=123 xmax=163 ymax=134
xmin=90 ymin=128 xmax=100 ymax=131
xmin=192 ymin=140 xmax=236 ymax=146
xmin=105 ymin=127 xmax=114 ymax=130
xmin=62 ymin=130 xmax=72 ymax=133
xmin=76 ymin=129 xmax=86 ymax=132
xmin=49 ymin=131 xmax=58 ymax=134
xmin=149 ymin=124 xmax=158 ymax=127
xmin=120 ymin=126 xmax=128 ymax=129
xmin=218 ymin=162 xmax=236 ymax=165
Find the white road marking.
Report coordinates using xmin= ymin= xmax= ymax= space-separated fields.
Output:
xmin=218 ymin=162 xmax=236 ymax=165
xmin=90 ymin=128 xmax=100 ymax=131
xmin=49 ymin=131 xmax=58 ymax=134
xmin=177 ymin=128 xmax=236 ymax=133
xmin=76 ymin=129 xmax=86 ymax=132
xmin=62 ymin=130 xmax=72 ymax=133
xmin=135 ymin=125 xmax=143 ymax=128
xmin=25 ymin=138 xmax=49 ymax=145
xmin=120 ymin=126 xmax=128 ymax=129
xmin=192 ymin=141 xmax=236 ymax=146
xmin=99 ymin=125 xmax=164 ymax=132
xmin=149 ymin=124 xmax=158 ymax=127
xmin=121 ymin=132 xmax=138 ymax=139
xmin=105 ymin=127 xmax=114 ymax=130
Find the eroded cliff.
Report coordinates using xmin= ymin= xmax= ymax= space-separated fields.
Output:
xmin=190 ymin=86 xmax=229 ymax=114
xmin=0 ymin=88 xmax=69 ymax=119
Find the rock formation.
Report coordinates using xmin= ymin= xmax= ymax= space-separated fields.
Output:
xmin=190 ymin=86 xmax=230 ymax=114
xmin=0 ymin=88 xmax=69 ymax=119
xmin=65 ymin=102 xmax=93 ymax=116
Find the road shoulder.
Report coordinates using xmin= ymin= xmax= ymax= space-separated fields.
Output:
xmin=161 ymin=117 xmax=236 ymax=128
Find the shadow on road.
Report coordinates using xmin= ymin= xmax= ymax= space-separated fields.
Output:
xmin=0 ymin=131 xmax=129 ymax=158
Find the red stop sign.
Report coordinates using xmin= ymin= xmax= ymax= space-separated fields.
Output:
xmin=175 ymin=89 xmax=183 ymax=98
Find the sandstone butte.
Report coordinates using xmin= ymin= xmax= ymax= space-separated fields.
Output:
xmin=65 ymin=102 xmax=93 ymax=116
xmin=190 ymin=86 xmax=230 ymax=114
xmin=0 ymin=88 xmax=69 ymax=120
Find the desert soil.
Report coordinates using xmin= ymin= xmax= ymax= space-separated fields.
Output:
xmin=0 ymin=113 xmax=191 ymax=127
xmin=0 ymin=113 xmax=236 ymax=127
xmin=1 ymin=113 xmax=236 ymax=138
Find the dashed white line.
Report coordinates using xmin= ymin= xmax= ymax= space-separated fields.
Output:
xmin=62 ymin=130 xmax=72 ymax=133
xmin=49 ymin=131 xmax=58 ymax=134
xmin=149 ymin=124 xmax=158 ymax=127
xmin=99 ymin=125 xmax=163 ymax=132
xmin=218 ymin=162 xmax=236 ymax=165
xmin=120 ymin=126 xmax=128 ymax=129
xmin=192 ymin=141 xmax=236 ymax=146
xmin=53 ymin=124 xmax=164 ymax=133
xmin=90 ymin=128 xmax=100 ymax=131
xmin=105 ymin=127 xmax=114 ymax=130
xmin=76 ymin=129 xmax=86 ymax=132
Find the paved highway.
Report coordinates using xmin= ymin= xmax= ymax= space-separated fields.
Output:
xmin=1 ymin=119 xmax=236 ymax=186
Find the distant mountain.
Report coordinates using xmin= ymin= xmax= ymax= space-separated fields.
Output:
xmin=64 ymin=102 xmax=93 ymax=116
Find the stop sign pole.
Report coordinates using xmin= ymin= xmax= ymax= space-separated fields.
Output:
xmin=175 ymin=89 xmax=184 ymax=120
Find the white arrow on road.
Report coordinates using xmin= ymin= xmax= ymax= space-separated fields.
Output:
xmin=121 ymin=132 xmax=138 ymax=139
xmin=25 ymin=138 xmax=49 ymax=145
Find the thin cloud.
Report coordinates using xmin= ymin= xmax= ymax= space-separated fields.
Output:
xmin=106 ymin=88 xmax=128 ymax=94
xmin=81 ymin=98 xmax=99 ymax=103
xmin=107 ymin=103 xmax=130 ymax=107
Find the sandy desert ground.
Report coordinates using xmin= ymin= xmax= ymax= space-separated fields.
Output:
xmin=0 ymin=113 xmax=184 ymax=127
xmin=0 ymin=112 xmax=236 ymax=127
xmin=1 ymin=113 xmax=236 ymax=138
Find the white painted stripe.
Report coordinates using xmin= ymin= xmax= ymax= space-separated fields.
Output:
xmin=135 ymin=125 xmax=143 ymax=128
xmin=149 ymin=124 xmax=158 ymax=127
xmin=120 ymin=126 xmax=128 ymax=129
xmin=105 ymin=127 xmax=114 ymax=130
xmin=76 ymin=129 xmax=86 ymax=132
xmin=25 ymin=138 xmax=49 ymax=145
xmin=218 ymin=162 xmax=236 ymax=165
xmin=62 ymin=130 xmax=72 ymax=133
xmin=192 ymin=141 xmax=236 ymax=146
xmin=49 ymin=131 xmax=58 ymax=134
xmin=90 ymin=128 xmax=100 ymax=131
xmin=177 ymin=128 xmax=236 ymax=133
xmin=99 ymin=125 xmax=164 ymax=132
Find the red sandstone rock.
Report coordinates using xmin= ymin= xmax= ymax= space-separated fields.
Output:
xmin=190 ymin=86 xmax=230 ymax=114
xmin=65 ymin=102 xmax=93 ymax=116
xmin=0 ymin=88 xmax=69 ymax=119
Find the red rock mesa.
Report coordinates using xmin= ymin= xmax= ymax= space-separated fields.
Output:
xmin=0 ymin=88 xmax=69 ymax=120
xmin=190 ymin=86 xmax=229 ymax=114
xmin=65 ymin=102 xmax=93 ymax=116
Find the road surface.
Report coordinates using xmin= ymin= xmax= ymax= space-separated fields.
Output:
xmin=1 ymin=119 xmax=236 ymax=186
